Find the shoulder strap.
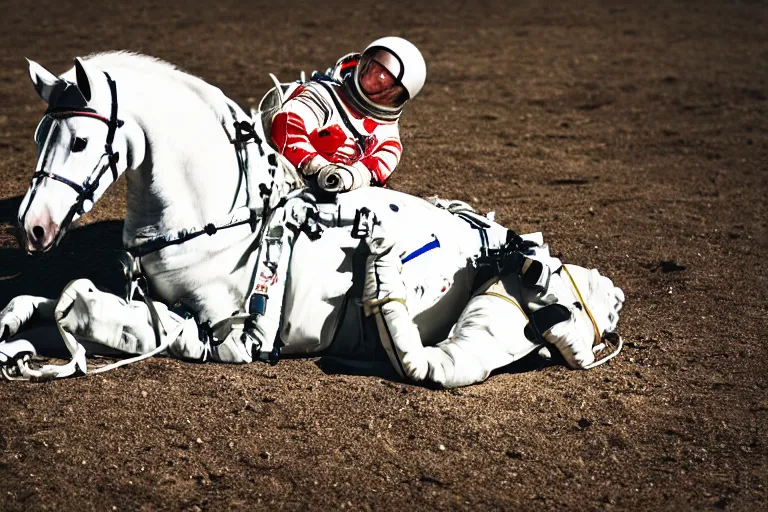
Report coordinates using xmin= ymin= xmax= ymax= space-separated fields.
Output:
xmin=313 ymin=79 xmax=368 ymax=154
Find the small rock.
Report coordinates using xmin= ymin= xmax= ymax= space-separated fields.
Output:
xmin=578 ymin=418 xmax=592 ymax=429
xmin=438 ymin=444 xmax=446 ymax=451
xmin=195 ymin=438 xmax=203 ymax=445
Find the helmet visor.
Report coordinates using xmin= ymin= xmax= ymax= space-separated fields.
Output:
xmin=357 ymin=50 xmax=408 ymax=108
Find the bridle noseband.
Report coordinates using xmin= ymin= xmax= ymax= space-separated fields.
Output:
xmin=23 ymin=72 xmax=124 ymax=244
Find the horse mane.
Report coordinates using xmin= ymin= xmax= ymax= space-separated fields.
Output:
xmin=82 ymin=51 xmax=180 ymax=74
xmin=78 ymin=51 xmax=236 ymax=128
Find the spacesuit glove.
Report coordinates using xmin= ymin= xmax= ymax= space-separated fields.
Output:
xmin=300 ymin=154 xmax=330 ymax=176
xmin=317 ymin=163 xmax=372 ymax=193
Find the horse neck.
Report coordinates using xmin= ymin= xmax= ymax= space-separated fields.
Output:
xmin=115 ymin=73 xmax=246 ymax=245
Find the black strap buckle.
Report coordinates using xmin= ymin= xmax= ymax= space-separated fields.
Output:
xmin=234 ymin=120 xmax=261 ymax=145
xmin=351 ymin=208 xmax=374 ymax=239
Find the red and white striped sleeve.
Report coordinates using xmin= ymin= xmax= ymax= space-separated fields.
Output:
xmin=359 ymin=138 xmax=403 ymax=185
xmin=270 ymin=85 xmax=330 ymax=170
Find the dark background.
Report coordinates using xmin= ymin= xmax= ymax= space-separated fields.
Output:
xmin=0 ymin=0 xmax=766 ymax=509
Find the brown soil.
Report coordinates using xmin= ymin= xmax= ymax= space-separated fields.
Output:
xmin=0 ymin=0 xmax=766 ymax=510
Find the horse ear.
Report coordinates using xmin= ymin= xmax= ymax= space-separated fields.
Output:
xmin=27 ymin=58 xmax=59 ymax=104
xmin=73 ymin=57 xmax=94 ymax=102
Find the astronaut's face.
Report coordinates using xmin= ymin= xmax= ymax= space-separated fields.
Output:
xmin=358 ymin=54 xmax=406 ymax=108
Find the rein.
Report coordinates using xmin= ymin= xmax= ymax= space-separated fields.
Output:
xmin=126 ymin=210 xmax=257 ymax=258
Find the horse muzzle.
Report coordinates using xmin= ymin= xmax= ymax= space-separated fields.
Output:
xmin=20 ymin=214 xmax=60 ymax=253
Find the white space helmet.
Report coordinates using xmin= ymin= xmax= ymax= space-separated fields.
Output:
xmin=360 ymin=37 xmax=426 ymax=100
xmin=343 ymin=36 xmax=426 ymax=121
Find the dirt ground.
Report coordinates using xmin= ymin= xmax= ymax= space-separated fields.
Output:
xmin=0 ymin=0 xmax=766 ymax=510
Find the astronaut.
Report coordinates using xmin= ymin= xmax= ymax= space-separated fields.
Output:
xmin=269 ymin=37 xmax=427 ymax=193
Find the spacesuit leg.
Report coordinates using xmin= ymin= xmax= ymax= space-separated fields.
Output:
xmin=360 ymin=215 xmax=432 ymax=382
xmin=520 ymin=259 xmax=625 ymax=369
xmin=421 ymin=280 xmax=541 ymax=388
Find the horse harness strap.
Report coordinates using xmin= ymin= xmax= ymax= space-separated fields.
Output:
xmin=39 ymin=73 xmax=122 ymax=199
xmin=126 ymin=207 xmax=255 ymax=258
xmin=238 ymin=189 xmax=325 ymax=365
xmin=561 ymin=265 xmax=602 ymax=348
xmin=456 ymin=211 xmax=491 ymax=256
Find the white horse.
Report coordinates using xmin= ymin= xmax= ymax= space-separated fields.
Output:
xmin=0 ymin=52 xmax=625 ymax=387
xmin=2 ymin=51 xmax=300 ymax=376
xmin=18 ymin=52 xmax=299 ymax=320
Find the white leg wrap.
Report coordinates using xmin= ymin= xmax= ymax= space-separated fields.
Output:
xmin=0 ymin=295 xmax=56 ymax=341
xmin=207 ymin=314 xmax=279 ymax=364
xmin=0 ymin=279 xmax=203 ymax=380
xmin=57 ymin=279 xmax=204 ymax=361
xmin=57 ymin=279 xmax=160 ymax=355
xmin=425 ymin=281 xmax=540 ymax=388
xmin=209 ymin=329 xmax=254 ymax=363
xmin=165 ymin=317 xmax=206 ymax=361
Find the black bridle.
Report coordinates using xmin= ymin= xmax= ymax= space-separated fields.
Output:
xmin=22 ymin=72 xmax=124 ymax=246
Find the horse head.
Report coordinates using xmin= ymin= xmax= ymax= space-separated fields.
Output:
xmin=19 ymin=57 xmax=144 ymax=253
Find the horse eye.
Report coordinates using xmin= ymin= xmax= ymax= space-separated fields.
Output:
xmin=72 ymin=137 xmax=88 ymax=153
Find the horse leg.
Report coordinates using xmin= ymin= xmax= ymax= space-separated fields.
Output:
xmin=55 ymin=279 xmax=204 ymax=359
xmin=0 ymin=295 xmax=56 ymax=340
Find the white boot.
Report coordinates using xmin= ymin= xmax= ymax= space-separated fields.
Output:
xmin=526 ymin=265 xmax=624 ymax=369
